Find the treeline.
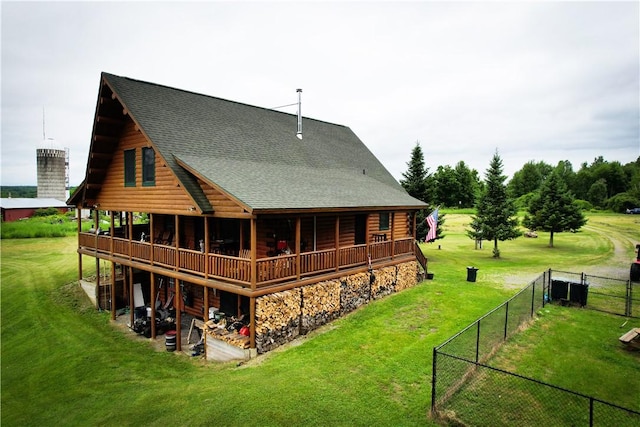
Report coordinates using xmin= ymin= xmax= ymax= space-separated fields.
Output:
xmin=1 ymin=186 xmax=37 ymax=198
xmin=401 ymin=142 xmax=640 ymax=213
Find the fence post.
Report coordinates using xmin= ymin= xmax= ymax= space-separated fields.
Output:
xmin=627 ymin=280 xmax=632 ymax=318
xmin=476 ymin=321 xmax=481 ymax=363
xmin=431 ymin=347 xmax=438 ymax=415
xmin=532 ymin=276 xmax=537 ymax=315
xmin=504 ymin=301 xmax=509 ymax=341
xmin=542 ymin=270 xmax=546 ymax=308
xmin=589 ymin=397 xmax=594 ymax=427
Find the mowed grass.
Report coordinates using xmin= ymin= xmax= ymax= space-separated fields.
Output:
xmin=1 ymin=213 xmax=639 ymax=426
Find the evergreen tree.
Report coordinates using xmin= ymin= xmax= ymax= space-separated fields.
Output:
xmin=470 ymin=152 xmax=521 ymax=258
xmin=400 ymin=141 xmax=430 ymax=202
xmin=400 ymin=141 xmax=432 ymax=238
xmin=523 ymin=170 xmax=587 ymax=248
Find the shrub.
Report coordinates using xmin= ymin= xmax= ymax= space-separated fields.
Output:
xmin=606 ymin=192 xmax=640 ymax=213
xmin=33 ymin=207 xmax=62 ymax=217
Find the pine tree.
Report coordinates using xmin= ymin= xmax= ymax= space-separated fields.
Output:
xmin=470 ymin=152 xmax=521 ymax=257
xmin=400 ymin=142 xmax=430 ymax=202
xmin=401 ymin=141 xmax=433 ymax=239
xmin=523 ymin=170 xmax=587 ymax=248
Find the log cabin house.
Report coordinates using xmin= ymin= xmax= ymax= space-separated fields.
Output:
xmin=68 ymin=72 xmax=428 ymax=357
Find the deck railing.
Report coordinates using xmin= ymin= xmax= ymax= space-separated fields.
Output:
xmin=300 ymin=249 xmax=336 ymax=276
xmin=153 ymin=245 xmax=176 ymax=268
xmin=113 ymin=237 xmax=130 ymax=257
xmin=131 ymin=241 xmax=150 ymax=262
xmin=179 ymin=249 xmax=205 ymax=276
xmin=339 ymin=244 xmax=367 ymax=268
xmin=79 ymin=232 xmax=416 ymax=287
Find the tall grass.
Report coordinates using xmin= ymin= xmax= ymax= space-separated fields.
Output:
xmin=1 ymin=215 xmax=92 ymax=239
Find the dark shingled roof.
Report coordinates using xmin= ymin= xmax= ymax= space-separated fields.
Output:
xmin=103 ymin=73 xmax=426 ymax=212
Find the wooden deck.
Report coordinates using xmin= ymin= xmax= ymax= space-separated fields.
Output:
xmin=78 ymin=233 xmax=416 ymax=289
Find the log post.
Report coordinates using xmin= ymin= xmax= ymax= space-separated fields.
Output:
xmin=204 ymin=286 xmax=209 ymax=321
xmin=250 ymin=296 xmax=256 ymax=349
xmin=175 ymin=277 xmax=182 ymax=352
xmin=110 ymin=260 xmax=116 ymax=321
xmin=295 ymin=216 xmax=301 ymax=280
xmin=110 ymin=211 xmax=115 ymax=255
xmin=204 ymin=217 xmax=210 ymax=278
xmin=150 ymin=213 xmax=154 ymax=266
xmin=77 ymin=208 xmax=82 ymax=280
xmin=334 ymin=215 xmax=340 ymax=272
xmin=128 ymin=212 xmax=133 ymax=261
xmin=250 ymin=217 xmax=257 ymax=290
xmin=94 ymin=208 xmax=100 ymax=291
xmin=128 ymin=266 xmax=134 ymax=327
xmin=391 ymin=212 xmax=395 ymax=259
xmin=174 ymin=215 xmax=179 ymax=268
xmin=150 ymin=272 xmax=156 ymax=339
xmin=365 ymin=213 xmax=370 ymax=259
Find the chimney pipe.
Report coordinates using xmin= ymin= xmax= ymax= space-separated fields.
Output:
xmin=296 ymin=88 xmax=302 ymax=139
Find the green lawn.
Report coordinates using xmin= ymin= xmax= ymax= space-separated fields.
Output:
xmin=1 ymin=213 xmax=639 ymax=426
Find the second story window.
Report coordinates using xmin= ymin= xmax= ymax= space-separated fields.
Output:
xmin=379 ymin=212 xmax=390 ymax=231
xmin=142 ymin=147 xmax=155 ymax=186
xmin=124 ymin=149 xmax=136 ymax=187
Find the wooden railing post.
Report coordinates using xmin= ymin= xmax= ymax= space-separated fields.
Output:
xmin=149 ymin=213 xmax=154 ymax=267
xmin=390 ymin=212 xmax=395 ymax=259
xmin=250 ymin=217 xmax=257 ymax=290
xmin=109 ymin=211 xmax=115 ymax=255
xmin=295 ymin=217 xmax=301 ymax=281
xmin=334 ymin=215 xmax=340 ymax=272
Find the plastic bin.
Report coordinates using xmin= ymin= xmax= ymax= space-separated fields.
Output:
xmin=466 ymin=267 xmax=478 ymax=282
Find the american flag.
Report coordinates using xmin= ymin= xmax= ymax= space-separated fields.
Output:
xmin=425 ymin=208 xmax=439 ymax=242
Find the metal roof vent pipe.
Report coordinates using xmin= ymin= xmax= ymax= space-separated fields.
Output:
xmin=296 ymin=88 xmax=303 ymax=140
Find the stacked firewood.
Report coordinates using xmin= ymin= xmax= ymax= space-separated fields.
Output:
xmin=300 ymin=279 xmax=341 ymax=333
xmin=340 ymin=272 xmax=371 ymax=314
xmin=255 ymin=290 xmax=302 ymax=353
xmin=371 ymin=266 xmax=397 ymax=300
xmin=395 ymin=261 xmax=419 ymax=291
xmin=204 ymin=320 xmax=250 ymax=348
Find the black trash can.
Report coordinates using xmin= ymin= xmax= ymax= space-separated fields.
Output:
xmin=569 ymin=282 xmax=589 ymax=307
xmin=466 ymin=267 xmax=478 ymax=282
xmin=551 ymin=280 xmax=569 ymax=301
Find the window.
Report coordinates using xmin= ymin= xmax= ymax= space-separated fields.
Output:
xmin=379 ymin=212 xmax=390 ymax=231
xmin=142 ymin=147 xmax=155 ymax=186
xmin=124 ymin=149 xmax=136 ymax=187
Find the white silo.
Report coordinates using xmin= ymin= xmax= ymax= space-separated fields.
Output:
xmin=36 ymin=147 xmax=67 ymax=201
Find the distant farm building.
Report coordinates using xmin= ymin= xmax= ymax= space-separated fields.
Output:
xmin=0 ymin=198 xmax=70 ymax=222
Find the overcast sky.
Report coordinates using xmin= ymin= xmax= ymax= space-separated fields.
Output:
xmin=2 ymin=1 xmax=639 ymax=188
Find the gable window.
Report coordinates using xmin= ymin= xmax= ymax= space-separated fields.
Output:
xmin=142 ymin=147 xmax=155 ymax=186
xmin=124 ymin=149 xmax=136 ymax=187
xmin=379 ymin=212 xmax=390 ymax=231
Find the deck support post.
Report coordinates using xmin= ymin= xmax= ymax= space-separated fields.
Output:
xmin=110 ymin=260 xmax=116 ymax=320
xmin=150 ymin=272 xmax=156 ymax=339
xmin=77 ymin=208 xmax=83 ymax=280
xmin=249 ymin=296 xmax=256 ymax=349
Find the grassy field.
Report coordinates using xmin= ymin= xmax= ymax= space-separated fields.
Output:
xmin=1 ymin=213 xmax=639 ymax=426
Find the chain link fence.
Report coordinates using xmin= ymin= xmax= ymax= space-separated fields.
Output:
xmin=431 ymin=270 xmax=640 ymax=426
xmin=549 ymin=270 xmax=639 ymax=318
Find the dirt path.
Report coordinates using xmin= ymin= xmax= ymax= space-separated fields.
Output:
xmin=581 ymin=220 xmax=638 ymax=280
